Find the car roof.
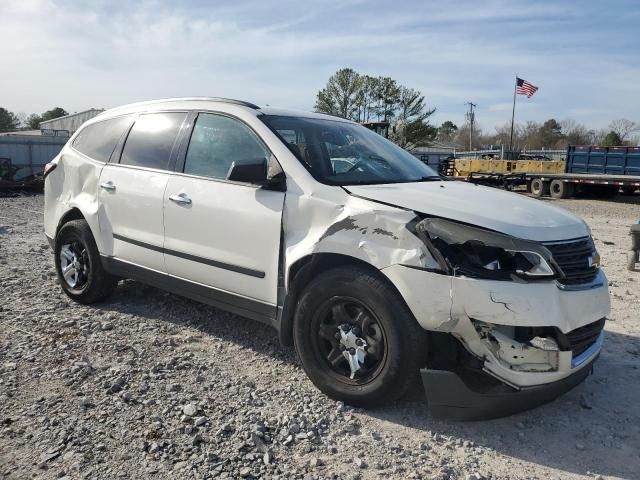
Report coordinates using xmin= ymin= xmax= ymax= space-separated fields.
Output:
xmin=95 ymin=97 xmax=353 ymax=124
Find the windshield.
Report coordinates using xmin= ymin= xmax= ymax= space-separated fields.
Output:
xmin=259 ymin=115 xmax=440 ymax=186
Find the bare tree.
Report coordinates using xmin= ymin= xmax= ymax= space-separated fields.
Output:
xmin=455 ymin=123 xmax=490 ymax=150
xmin=608 ymin=119 xmax=639 ymax=142
xmin=560 ymin=119 xmax=593 ymax=147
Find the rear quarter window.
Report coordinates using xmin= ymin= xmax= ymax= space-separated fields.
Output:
xmin=72 ymin=115 xmax=133 ymax=162
xmin=119 ymin=112 xmax=187 ymax=170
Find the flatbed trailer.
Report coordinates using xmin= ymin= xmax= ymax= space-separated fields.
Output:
xmin=453 ymin=146 xmax=640 ymax=199
xmin=457 ymin=171 xmax=640 ymax=198
xmin=526 ymin=172 xmax=640 ymax=198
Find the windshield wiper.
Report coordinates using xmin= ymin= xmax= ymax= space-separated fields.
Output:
xmin=337 ymin=176 xmax=444 ymax=186
xmin=415 ymin=176 xmax=443 ymax=182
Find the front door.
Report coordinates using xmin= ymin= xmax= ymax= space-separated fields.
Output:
xmin=163 ymin=112 xmax=285 ymax=305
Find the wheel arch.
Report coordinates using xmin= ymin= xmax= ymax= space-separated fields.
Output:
xmin=56 ymin=207 xmax=86 ymax=236
xmin=278 ymin=252 xmax=416 ymax=346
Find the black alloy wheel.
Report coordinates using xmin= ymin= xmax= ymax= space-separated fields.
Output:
xmin=311 ymin=296 xmax=387 ymax=384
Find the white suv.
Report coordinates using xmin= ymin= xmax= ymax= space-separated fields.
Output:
xmin=44 ymin=97 xmax=610 ymax=419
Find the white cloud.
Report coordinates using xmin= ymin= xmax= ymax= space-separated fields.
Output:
xmin=0 ymin=0 xmax=638 ymax=130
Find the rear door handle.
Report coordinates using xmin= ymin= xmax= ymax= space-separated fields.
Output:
xmin=100 ymin=181 xmax=116 ymax=191
xmin=169 ymin=193 xmax=192 ymax=205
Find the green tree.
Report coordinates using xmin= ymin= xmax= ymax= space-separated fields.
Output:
xmin=314 ymin=68 xmax=361 ymax=119
xmin=26 ymin=114 xmax=42 ymax=129
xmin=437 ymin=121 xmax=458 ymax=143
xmin=390 ymin=86 xmax=436 ymax=148
xmin=396 ymin=87 xmax=430 ymax=122
xmin=0 ymin=108 xmax=20 ymax=132
xmin=373 ymin=76 xmax=400 ymax=122
xmin=315 ymin=68 xmax=436 ymax=148
xmin=601 ymin=131 xmax=623 ymax=147
xmin=353 ymin=75 xmax=377 ymax=123
xmin=40 ymin=107 xmax=68 ymax=122
xmin=398 ymin=119 xmax=438 ymax=149
xmin=537 ymin=118 xmax=564 ymax=148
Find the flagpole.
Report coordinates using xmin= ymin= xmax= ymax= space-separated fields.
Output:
xmin=508 ymin=76 xmax=517 ymax=154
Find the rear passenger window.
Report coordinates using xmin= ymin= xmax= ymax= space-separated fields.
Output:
xmin=72 ymin=115 xmax=132 ymax=162
xmin=120 ymin=112 xmax=187 ymax=170
xmin=183 ymin=113 xmax=269 ymax=179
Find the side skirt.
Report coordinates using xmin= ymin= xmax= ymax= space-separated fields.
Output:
xmin=101 ymin=255 xmax=278 ymax=328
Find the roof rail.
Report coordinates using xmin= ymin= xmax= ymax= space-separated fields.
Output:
xmin=146 ymin=97 xmax=261 ymax=110
xmin=205 ymin=97 xmax=260 ymax=109
xmin=98 ymin=97 xmax=261 ymax=118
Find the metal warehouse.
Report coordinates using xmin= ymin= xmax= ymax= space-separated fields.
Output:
xmin=39 ymin=108 xmax=104 ymax=136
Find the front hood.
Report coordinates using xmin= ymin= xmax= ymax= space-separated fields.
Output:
xmin=346 ymin=181 xmax=588 ymax=242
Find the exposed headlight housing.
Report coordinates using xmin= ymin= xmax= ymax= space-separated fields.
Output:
xmin=414 ymin=217 xmax=557 ymax=281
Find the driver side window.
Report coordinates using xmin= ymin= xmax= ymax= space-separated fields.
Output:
xmin=183 ymin=113 xmax=269 ymax=180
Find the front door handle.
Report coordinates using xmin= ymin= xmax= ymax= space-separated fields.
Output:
xmin=100 ymin=181 xmax=116 ymax=191
xmin=169 ymin=193 xmax=192 ymax=205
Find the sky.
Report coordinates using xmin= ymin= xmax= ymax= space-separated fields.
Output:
xmin=1 ymin=0 xmax=639 ymax=132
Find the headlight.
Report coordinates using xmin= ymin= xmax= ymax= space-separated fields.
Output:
xmin=414 ymin=218 xmax=557 ymax=281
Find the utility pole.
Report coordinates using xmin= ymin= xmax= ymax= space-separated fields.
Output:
xmin=465 ymin=102 xmax=476 ymax=151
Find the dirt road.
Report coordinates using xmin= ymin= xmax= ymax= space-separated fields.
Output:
xmin=1 ymin=194 xmax=639 ymax=479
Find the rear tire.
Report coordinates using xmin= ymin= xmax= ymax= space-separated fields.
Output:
xmin=530 ymin=178 xmax=548 ymax=197
xmin=54 ymin=219 xmax=117 ymax=304
xmin=526 ymin=180 xmax=533 ymax=193
xmin=549 ymin=179 xmax=573 ymax=199
xmin=293 ymin=266 xmax=427 ymax=407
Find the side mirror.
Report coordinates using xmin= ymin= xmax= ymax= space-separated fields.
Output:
xmin=227 ymin=158 xmax=268 ymax=184
xmin=227 ymin=157 xmax=286 ymax=191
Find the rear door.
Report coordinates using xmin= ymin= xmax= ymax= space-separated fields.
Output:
xmin=97 ymin=112 xmax=188 ymax=272
xmin=163 ymin=112 xmax=285 ymax=305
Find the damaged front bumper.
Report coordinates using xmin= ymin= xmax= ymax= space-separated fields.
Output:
xmin=421 ymin=352 xmax=598 ymax=421
xmin=381 ymin=264 xmax=610 ymax=419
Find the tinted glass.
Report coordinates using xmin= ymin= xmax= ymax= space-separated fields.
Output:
xmin=184 ymin=113 xmax=269 ymax=179
xmin=72 ymin=115 xmax=133 ymax=162
xmin=120 ymin=112 xmax=187 ymax=169
xmin=260 ymin=115 xmax=439 ymax=186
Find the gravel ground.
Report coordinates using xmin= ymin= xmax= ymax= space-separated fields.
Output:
xmin=1 ymin=193 xmax=639 ymax=480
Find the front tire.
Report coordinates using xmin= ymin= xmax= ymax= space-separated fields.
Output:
xmin=293 ymin=266 xmax=427 ymax=407
xmin=54 ymin=219 xmax=116 ymax=304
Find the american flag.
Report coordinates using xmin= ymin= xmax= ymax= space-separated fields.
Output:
xmin=516 ymin=77 xmax=538 ymax=97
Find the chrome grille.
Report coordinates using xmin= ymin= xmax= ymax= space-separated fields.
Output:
xmin=543 ymin=237 xmax=598 ymax=285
